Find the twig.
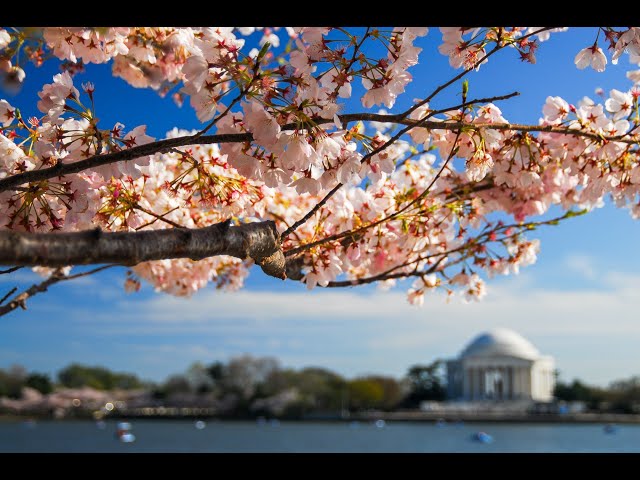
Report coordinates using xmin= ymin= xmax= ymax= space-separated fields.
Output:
xmin=280 ymin=183 xmax=344 ymax=240
xmin=64 ymin=264 xmax=116 ymax=280
xmin=401 ymin=27 xmax=553 ymax=119
xmin=323 ymin=208 xmax=575 ymax=288
xmin=284 ymin=126 xmax=463 ymax=256
xmin=193 ymin=52 xmax=264 ymax=139
xmin=0 ymin=265 xmax=117 ymax=317
xmin=0 ymin=266 xmax=22 ymax=275
xmin=0 ymin=286 xmax=17 ymax=305
xmin=133 ymin=205 xmax=185 ymax=229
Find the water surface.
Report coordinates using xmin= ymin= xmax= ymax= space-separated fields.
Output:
xmin=1 ymin=419 xmax=637 ymax=453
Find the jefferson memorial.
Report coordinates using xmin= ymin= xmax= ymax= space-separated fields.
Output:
xmin=446 ymin=328 xmax=555 ymax=402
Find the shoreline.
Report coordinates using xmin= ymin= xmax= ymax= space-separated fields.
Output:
xmin=3 ymin=411 xmax=640 ymax=424
xmin=351 ymin=411 xmax=640 ymax=424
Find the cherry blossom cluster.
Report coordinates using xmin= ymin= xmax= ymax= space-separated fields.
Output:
xmin=2 ymin=27 xmax=640 ymax=306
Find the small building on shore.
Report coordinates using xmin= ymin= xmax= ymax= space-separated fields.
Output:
xmin=446 ymin=328 xmax=555 ymax=402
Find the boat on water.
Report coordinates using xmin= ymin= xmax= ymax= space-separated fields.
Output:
xmin=115 ymin=421 xmax=136 ymax=443
xmin=471 ymin=431 xmax=493 ymax=443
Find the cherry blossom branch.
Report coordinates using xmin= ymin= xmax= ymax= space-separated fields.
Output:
xmin=280 ymin=183 xmax=344 ymax=241
xmin=0 ymin=265 xmax=115 ymax=317
xmin=0 ymin=132 xmax=249 ymax=193
xmin=284 ymin=177 xmax=491 ymax=258
xmin=325 ymin=246 xmax=470 ymax=288
xmin=280 ymin=112 xmax=418 ymax=240
xmin=425 ymin=91 xmax=520 ymax=117
xmin=281 ymin=99 xmax=467 ymax=241
xmin=132 ymin=205 xmax=185 ymax=229
xmin=284 ymin=121 xmax=464 ymax=254
xmin=0 ymin=89 xmax=537 ymax=195
xmin=324 ymin=249 xmax=439 ymax=288
xmin=338 ymin=114 xmax=638 ymax=145
xmin=325 ymin=270 xmax=419 ymax=288
xmin=193 ymin=52 xmax=263 ymax=139
xmin=324 ymin=251 xmax=454 ymax=288
xmin=322 ymin=209 xmax=578 ymax=288
xmin=341 ymin=114 xmax=638 ymax=145
xmin=0 ymin=220 xmax=287 ymax=279
xmin=0 ymin=109 xmax=634 ymax=195
xmin=402 ymin=27 xmax=553 ymax=119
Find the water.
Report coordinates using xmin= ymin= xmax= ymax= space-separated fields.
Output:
xmin=1 ymin=419 xmax=639 ymax=452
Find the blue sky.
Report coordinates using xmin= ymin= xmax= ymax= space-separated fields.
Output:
xmin=1 ymin=27 xmax=640 ymax=387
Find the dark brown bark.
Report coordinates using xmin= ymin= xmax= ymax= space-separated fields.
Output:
xmin=0 ymin=220 xmax=286 ymax=279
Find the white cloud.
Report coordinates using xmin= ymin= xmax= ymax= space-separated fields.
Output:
xmin=564 ymin=254 xmax=596 ymax=280
xmin=53 ymin=271 xmax=640 ymax=386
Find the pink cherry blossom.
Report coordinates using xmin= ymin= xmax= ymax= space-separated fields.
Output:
xmin=0 ymin=29 xmax=11 ymax=50
xmin=575 ymin=45 xmax=607 ymax=72
xmin=37 ymin=72 xmax=80 ymax=120
xmin=3 ymin=26 xmax=640 ymax=307
xmin=542 ymin=96 xmax=570 ymax=123
xmin=243 ymin=100 xmax=281 ymax=148
xmin=604 ymin=89 xmax=633 ymax=120
xmin=0 ymin=99 xmax=15 ymax=127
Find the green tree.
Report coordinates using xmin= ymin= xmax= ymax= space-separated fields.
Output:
xmin=401 ymin=360 xmax=447 ymax=407
xmin=25 ymin=372 xmax=53 ymax=394
xmin=257 ymin=367 xmax=348 ymax=416
xmin=347 ymin=378 xmax=385 ymax=411
xmin=606 ymin=376 xmax=640 ymax=414
xmin=206 ymin=361 xmax=225 ymax=383
xmin=356 ymin=375 xmax=403 ymax=410
xmin=57 ymin=363 xmax=142 ymax=390
xmin=296 ymin=367 xmax=346 ymax=411
xmin=161 ymin=374 xmax=192 ymax=395
xmin=0 ymin=365 xmax=27 ymax=399
xmin=185 ymin=362 xmax=215 ymax=394
xmin=553 ymin=379 xmax=607 ymax=411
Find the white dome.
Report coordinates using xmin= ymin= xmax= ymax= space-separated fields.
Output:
xmin=460 ymin=328 xmax=540 ymax=360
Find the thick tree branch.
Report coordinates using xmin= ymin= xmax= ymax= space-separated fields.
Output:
xmin=0 ymin=133 xmax=251 ymax=193
xmin=1 ymin=109 xmax=633 ymax=194
xmin=0 ymin=220 xmax=286 ymax=279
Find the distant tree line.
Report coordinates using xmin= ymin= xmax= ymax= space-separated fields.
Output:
xmin=149 ymin=356 xmax=448 ymax=417
xmin=0 ymin=363 xmax=147 ymax=398
xmin=0 ymin=365 xmax=53 ymax=398
xmin=3 ymin=360 xmax=640 ymax=416
xmin=0 ymin=357 xmax=447 ymax=416
xmin=554 ymin=377 xmax=640 ymax=414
